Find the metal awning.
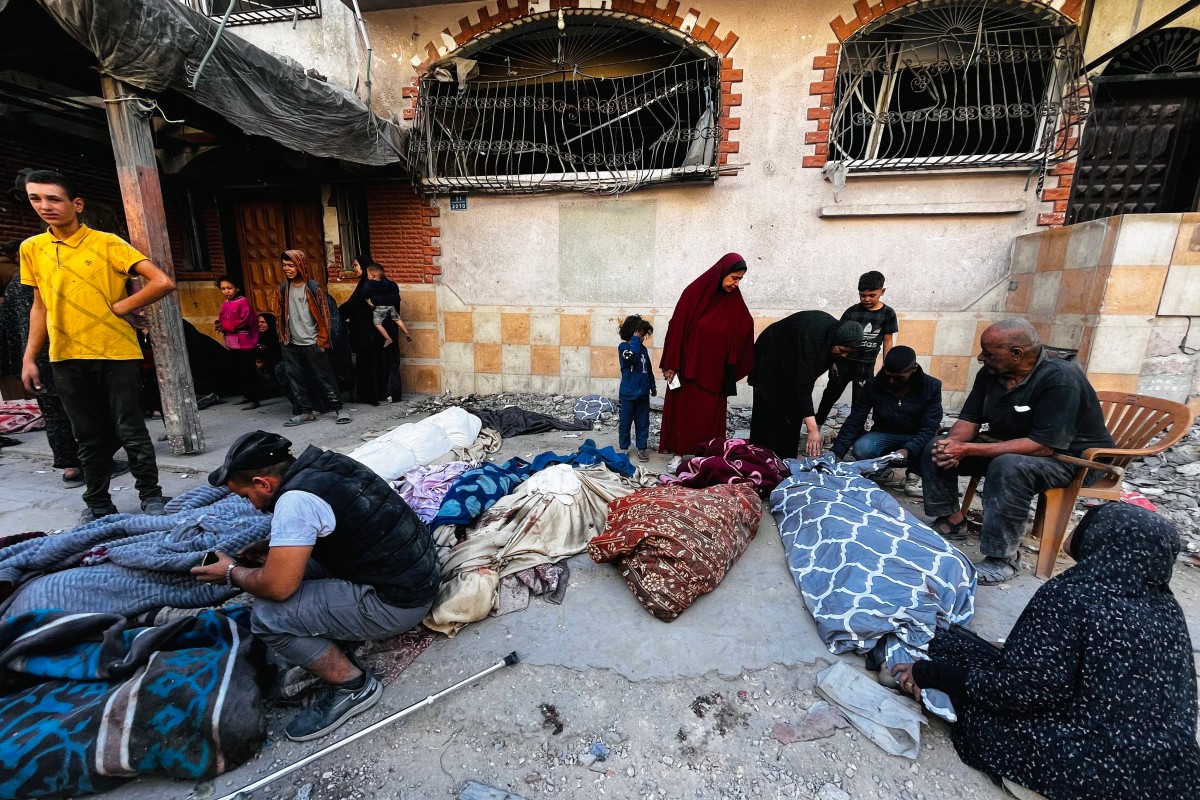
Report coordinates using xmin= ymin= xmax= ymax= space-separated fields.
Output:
xmin=0 ymin=0 xmax=410 ymax=169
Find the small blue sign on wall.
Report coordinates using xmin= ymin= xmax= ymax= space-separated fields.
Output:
xmin=450 ymin=194 xmax=468 ymax=211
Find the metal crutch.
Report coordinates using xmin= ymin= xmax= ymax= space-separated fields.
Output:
xmin=216 ymin=652 xmax=520 ymax=800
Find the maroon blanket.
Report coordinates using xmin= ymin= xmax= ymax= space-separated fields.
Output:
xmin=661 ymin=437 xmax=788 ymax=498
xmin=589 ymin=483 xmax=762 ymax=622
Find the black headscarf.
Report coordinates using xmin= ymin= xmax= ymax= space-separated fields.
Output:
xmin=924 ymin=503 xmax=1200 ymax=799
xmin=256 ymin=313 xmax=282 ymax=368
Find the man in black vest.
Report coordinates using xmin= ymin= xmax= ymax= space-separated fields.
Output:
xmin=192 ymin=430 xmax=439 ymax=742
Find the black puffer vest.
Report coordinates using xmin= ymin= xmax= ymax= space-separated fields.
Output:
xmin=271 ymin=446 xmax=439 ymax=607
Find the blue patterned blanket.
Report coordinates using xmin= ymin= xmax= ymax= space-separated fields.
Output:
xmin=0 ymin=486 xmax=271 ymax=617
xmin=430 ymin=439 xmax=634 ymax=528
xmin=770 ymin=456 xmax=976 ymax=720
xmin=0 ymin=608 xmax=265 ymax=799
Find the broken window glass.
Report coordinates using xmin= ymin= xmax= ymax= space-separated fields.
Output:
xmin=411 ymin=11 xmax=722 ymax=194
xmin=831 ymin=0 xmax=1081 ymax=171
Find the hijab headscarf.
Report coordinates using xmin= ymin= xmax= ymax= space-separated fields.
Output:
xmin=832 ymin=320 xmax=865 ymax=348
xmin=1061 ymin=501 xmax=1179 ymax=594
xmin=659 ymin=253 xmax=754 ymax=394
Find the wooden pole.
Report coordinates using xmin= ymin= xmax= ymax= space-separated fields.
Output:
xmin=101 ymin=75 xmax=205 ymax=455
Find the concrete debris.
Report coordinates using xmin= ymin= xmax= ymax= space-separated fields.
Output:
xmin=1117 ymin=421 xmax=1200 ymax=564
xmin=817 ymin=783 xmax=851 ymax=800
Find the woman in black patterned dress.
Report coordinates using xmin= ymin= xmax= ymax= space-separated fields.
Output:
xmin=893 ymin=503 xmax=1200 ymax=799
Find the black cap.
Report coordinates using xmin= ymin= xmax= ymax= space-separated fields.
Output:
xmin=883 ymin=345 xmax=918 ymax=371
xmin=208 ymin=430 xmax=293 ymax=486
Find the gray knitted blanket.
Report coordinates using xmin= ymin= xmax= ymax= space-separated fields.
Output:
xmin=0 ymin=485 xmax=271 ymax=617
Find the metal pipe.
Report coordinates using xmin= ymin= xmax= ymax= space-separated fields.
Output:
xmin=1084 ymin=0 xmax=1200 ymax=72
xmin=348 ymin=0 xmax=373 ymax=109
xmin=190 ymin=0 xmax=237 ymax=89
xmin=216 ymin=652 xmax=520 ymax=800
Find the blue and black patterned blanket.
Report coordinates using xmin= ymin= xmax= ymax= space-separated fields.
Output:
xmin=0 ymin=486 xmax=271 ymax=617
xmin=0 ymin=608 xmax=265 ymax=799
xmin=770 ymin=456 xmax=976 ymax=720
xmin=429 ymin=439 xmax=635 ymax=528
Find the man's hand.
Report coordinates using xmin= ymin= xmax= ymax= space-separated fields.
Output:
xmin=650 ymin=387 xmax=657 ymax=397
xmin=932 ymin=438 xmax=969 ymax=469
xmin=892 ymin=448 xmax=909 ymax=466
xmin=805 ymin=428 xmax=824 ymax=457
xmin=21 ymin=360 xmax=43 ymax=394
xmin=662 ymin=369 xmax=677 ymax=383
xmin=890 ymin=663 xmax=922 ymax=701
xmin=191 ymin=551 xmax=236 ymax=585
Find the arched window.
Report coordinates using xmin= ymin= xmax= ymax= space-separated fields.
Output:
xmin=830 ymin=0 xmax=1080 ymax=171
xmin=411 ymin=10 xmax=722 ymax=193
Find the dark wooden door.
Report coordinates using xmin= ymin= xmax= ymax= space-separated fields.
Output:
xmin=234 ymin=200 xmax=326 ymax=316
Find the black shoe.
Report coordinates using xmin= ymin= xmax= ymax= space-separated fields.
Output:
xmin=141 ymin=496 xmax=167 ymax=515
xmin=284 ymin=673 xmax=382 ymax=742
xmin=80 ymin=504 xmax=118 ymax=524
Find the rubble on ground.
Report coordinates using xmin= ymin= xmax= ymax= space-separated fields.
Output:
xmin=1119 ymin=421 xmax=1200 ymax=565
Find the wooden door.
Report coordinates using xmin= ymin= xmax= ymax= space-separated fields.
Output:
xmin=234 ymin=200 xmax=327 ymax=316
xmin=287 ymin=202 xmax=326 ymax=284
xmin=235 ymin=202 xmax=287 ymax=316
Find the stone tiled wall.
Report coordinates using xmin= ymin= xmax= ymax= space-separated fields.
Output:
xmin=1009 ymin=213 xmax=1200 ymax=412
xmin=434 ymin=284 xmax=1004 ymax=409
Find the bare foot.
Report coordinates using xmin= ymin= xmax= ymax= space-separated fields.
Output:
xmin=381 ymin=337 xmax=393 ymax=347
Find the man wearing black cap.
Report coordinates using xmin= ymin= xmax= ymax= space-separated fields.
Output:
xmin=191 ymin=430 xmax=438 ymax=742
xmin=829 ymin=346 xmax=943 ymax=496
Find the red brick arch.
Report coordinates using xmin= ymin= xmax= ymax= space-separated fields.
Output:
xmin=802 ymin=0 xmax=1085 ymax=225
xmin=405 ymin=1 xmax=744 ymax=168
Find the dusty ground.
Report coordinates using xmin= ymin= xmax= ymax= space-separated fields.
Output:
xmin=2 ymin=394 xmax=1198 ymax=800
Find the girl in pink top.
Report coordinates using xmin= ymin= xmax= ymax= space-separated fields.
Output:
xmin=215 ymin=278 xmax=261 ymax=407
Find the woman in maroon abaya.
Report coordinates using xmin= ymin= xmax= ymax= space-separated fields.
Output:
xmin=658 ymin=253 xmax=755 ymax=467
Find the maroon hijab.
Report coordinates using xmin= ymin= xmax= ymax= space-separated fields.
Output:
xmin=659 ymin=253 xmax=755 ymax=394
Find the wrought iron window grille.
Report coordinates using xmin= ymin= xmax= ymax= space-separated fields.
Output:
xmin=185 ymin=0 xmax=321 ymax=28
xmin=411 ymin=10 xmax=722 ymax=195
xmin=830 ymin=0 xmax=1085 ymax=173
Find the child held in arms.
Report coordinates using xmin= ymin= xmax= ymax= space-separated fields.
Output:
xmin=364 ymin=263 xmax=411 ymax=348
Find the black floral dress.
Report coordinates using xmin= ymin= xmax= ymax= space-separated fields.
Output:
xmin=917 ymin=503 xmax=1200 ymax=799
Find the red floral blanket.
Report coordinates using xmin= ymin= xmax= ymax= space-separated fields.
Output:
xmin=589 ymin=483 xmax=762 ymax=621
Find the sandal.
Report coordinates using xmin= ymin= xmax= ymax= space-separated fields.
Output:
xmin=975 ymin=557 xmax=1020 ymax=585
xmin=930 ymin=515 xmax=970 ymax=541
xmin=284 ymin=413 xmax=317 ymax=427
xmin=335 ymin=410 xmax=352 ymax=425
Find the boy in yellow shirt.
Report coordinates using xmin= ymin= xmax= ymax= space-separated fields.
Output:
xmin=20 ymin=170 xmax=176 ymax=522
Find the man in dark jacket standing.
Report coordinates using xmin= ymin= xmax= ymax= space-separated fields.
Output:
xmin=193 ymin=431 xmax=439 ymax=741
xmin=830 ymin=346 xmax=942 ymax=495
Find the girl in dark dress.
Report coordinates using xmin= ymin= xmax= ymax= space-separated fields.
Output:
xmin=749 ymin=311 xmax=863 ymax=459
xmin=892 ymin=503 xmax=1200 ymax=800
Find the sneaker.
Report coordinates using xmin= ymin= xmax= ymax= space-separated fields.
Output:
xmin=285 ymin=673 xmax=382 ymax=742
xmin=637 ymin=449 xmax=649 ymax=463
xmin=666 ymin=455 xmax=683 ymax=474
xmin=80 ymin=504 xmax=118 ymax=524
xmin=903 ymin=473 xmax=922 ymax=497
xmin=141 ymin=497 xmax=167 ymax=515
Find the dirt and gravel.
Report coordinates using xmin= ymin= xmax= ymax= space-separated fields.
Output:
xmin=1 ymin=392 xmax=1197 ymax=800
